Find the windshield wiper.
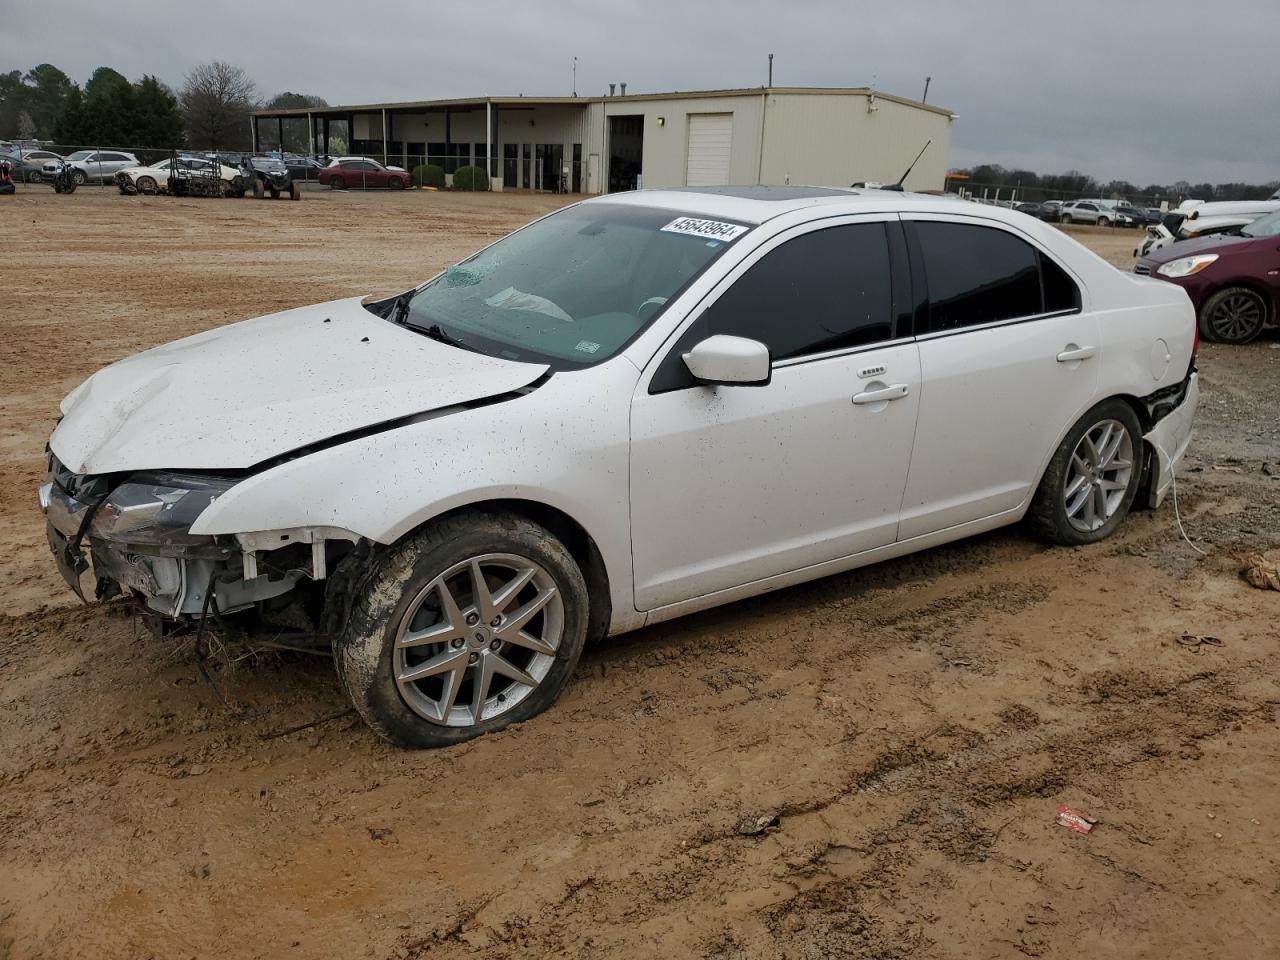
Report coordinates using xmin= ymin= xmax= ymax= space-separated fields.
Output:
xmin=389 ymin=290 xmax=414 ymax=326
xmin=418 ymin=323 xmax=471 ymax=351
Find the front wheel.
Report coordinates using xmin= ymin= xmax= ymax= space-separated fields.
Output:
xmin=1198 ymin=286 xmax=1267 ymax=344
xmin=1060 ymin=213 xmax=1073 ymax=224
xmin=389 ymin=177 xmax=405 ymax=190
xmin=1027 ymin=400 xmax=1142 ymax=546
xmin=1096 ymin=216 xmax=1111 ymax=227
xmin=72 ymin=169 xmax=86 ymax=185
xmin=335 ymin=513 xmax=590 ymax=748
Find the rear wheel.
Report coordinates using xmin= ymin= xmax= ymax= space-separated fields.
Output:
xmin=1096 ymin=216 xmax=1111 ymax=227
xmin=335 ymin=513 xmax=590 ymax=748
xmin=289 ymin=180 xmax=302 ymax=200
xmin=253 ymin=178 xmax=264 ymax=199
xmin=1028 ymin=399 xmax=1142 ymax=546
xmin=1198 ymin=286 xmax=1267 ymax=344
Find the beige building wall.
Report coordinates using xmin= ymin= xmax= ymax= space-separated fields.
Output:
xmin=759 ymin=92 xmax=952 ymax=191
xmin=599 ymin=95 xmax=765 ymax=189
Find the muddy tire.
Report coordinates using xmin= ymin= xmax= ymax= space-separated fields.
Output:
xmin=289 ymin=180 xmax=301 ymax=201
xmin=1027 ymin=399 xmax=1143 ymax=547
xmin=1197 ymin=286 xmax=1268 ymax=345
xmin=252 ymin=178 xmax=264 ymax=199
xmin=335 ymin=512 xmax=590 ymax=749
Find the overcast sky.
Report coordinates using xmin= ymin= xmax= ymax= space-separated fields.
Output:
xmin=5 ymin=0 xmax=1277 ymax=185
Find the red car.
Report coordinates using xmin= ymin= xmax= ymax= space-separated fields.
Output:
xmin=1136 ymin=210 xmax=1280 ymax=343
xmin=318 ymin=157 xmax=411 ymax=190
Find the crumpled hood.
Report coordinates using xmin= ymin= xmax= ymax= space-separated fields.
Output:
xmin=51 ymin=297 xmax=547 ymax=475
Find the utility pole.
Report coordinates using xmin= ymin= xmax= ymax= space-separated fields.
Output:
xmin=921 ymin=76 xmax=931 ymax=103
xmin=767 ymin=53 xmax=774 ymax=87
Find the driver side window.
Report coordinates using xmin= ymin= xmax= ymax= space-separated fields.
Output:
xmin=650 ymin=222 xmax=897 ymax=393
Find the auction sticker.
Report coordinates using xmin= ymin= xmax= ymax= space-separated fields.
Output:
xmin=661 ymin=217 xmax=749 ymax=242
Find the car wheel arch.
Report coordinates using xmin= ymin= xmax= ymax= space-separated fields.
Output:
xmin=386 ymin=497 xmax=614 ymax=644
xmin=1024 ymin=392 xmax=1158 ymax=521
xmin=1199 ymin=280 xmax=1275 ymax=324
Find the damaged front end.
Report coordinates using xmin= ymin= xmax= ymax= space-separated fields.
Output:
xmin=40 ymin=453 xmax=352 ymax=620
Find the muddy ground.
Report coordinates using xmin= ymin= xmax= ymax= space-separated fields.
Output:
xmin=1 ymin=191 xmax=1278 ymax=960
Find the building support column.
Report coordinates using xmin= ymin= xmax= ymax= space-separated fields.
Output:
xmin=250 ymin=115 xmax=258 ymax=153
xmin=306 ymin=111 xmax=313 ymax=156
xmin=485 ymin=100 xmax=492 ymax=189
xmin=277 ymin=116 xmax=284 ymax=155
xmin=381 ymin=108 xmax=388 ymax=165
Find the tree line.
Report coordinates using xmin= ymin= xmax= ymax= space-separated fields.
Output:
xmin=0 ymin=61 xmax=327 ymax=151
xmin=952 ymin=163 xmax=1279 ymax=205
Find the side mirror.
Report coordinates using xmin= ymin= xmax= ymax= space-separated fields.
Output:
xmin=682 ymin=335 xmax=772 ymax=386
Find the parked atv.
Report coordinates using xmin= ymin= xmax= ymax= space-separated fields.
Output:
xmin=0 ymin=160 xmax=14 ymax=196
xmin=245 ymin=155 xmax=301 ymax=200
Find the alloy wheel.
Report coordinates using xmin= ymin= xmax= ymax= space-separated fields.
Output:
xmin=1208 ymin=291 xmax=1265 ymax=342
xmin=1063 ymin=419 xmax=1134 ymax=533
xmin=393 ymin=553 xmax=563 ymax=727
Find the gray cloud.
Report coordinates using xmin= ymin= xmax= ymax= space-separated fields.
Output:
xmin=5 ymin=0 xmax=1277 ymax=184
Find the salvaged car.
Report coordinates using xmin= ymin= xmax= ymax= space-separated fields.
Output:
xmin=1135 ymin=209 xmax=1280 ymax=343
xmin=41 ymin=187 xmax=1200 ymax=748
xmin=1136 ymin=199 xmax=1280 ymax=258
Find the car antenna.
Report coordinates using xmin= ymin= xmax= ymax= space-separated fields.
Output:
xmin=881 ymin=139 xmax=931 ymax=192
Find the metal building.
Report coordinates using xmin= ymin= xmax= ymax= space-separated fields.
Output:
xmin=250 ymin=86 xmax=955 ymax=193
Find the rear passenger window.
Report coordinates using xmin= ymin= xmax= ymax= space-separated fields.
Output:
xmin=649 ymin=222 xmax=896 ymax=392
xmin=915 ymin=221 xmax=1063 ymax=332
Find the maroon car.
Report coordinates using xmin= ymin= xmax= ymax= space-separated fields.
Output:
xmin=318 ymin=157 xmax=411 ymax=190
xmin=1136 ymin=210 xmax=1280 ymax=343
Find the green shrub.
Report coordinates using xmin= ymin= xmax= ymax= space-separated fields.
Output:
xmin=451 ymin=165 xmax=489 ymax=191
xmin=412 ymin=163 xmax=445 ymax=188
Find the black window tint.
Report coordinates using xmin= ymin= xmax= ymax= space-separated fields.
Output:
xmin=916 ymin=222 xmax=1042 ymax=331
xmin=700 ymin=223 xmax=893 ymax=360
xmin=1040 ymin=252 xmax=1081 ymax=313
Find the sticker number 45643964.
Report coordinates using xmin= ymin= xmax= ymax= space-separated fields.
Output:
xmin=660 ymin=217 xmax=749 ymax=242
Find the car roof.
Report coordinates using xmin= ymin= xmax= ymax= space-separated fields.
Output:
xmin=586 ymin=186 xmax=981 ymax=226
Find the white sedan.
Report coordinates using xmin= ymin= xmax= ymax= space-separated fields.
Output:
xmin=41 ymin=187 xmax=1199 ymax=747
xmin=116 ymin=156 xmax=244 ymax=196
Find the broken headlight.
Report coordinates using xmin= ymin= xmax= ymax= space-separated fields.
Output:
xmin=89 ymin=473 xmax=237 ymax=553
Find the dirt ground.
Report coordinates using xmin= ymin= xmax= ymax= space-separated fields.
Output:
xmin=2 ymin=191 xmax=1278 ymax=960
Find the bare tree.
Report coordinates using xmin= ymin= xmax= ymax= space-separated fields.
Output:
xmin=180 ymin=61 xmax=257 ymax=150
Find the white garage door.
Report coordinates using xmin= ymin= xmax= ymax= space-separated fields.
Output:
xmin=685 ymin=113 xmax=733 ymax=187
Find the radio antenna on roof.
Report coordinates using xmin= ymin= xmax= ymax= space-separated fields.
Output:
xmin=882 ymin=139 xmax=931 ymax=192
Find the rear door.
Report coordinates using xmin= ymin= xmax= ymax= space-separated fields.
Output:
xmin=629 ymin=216 xmax=921 ymax=610
xmin=897 ymin=214 xmax=1099 ymax=539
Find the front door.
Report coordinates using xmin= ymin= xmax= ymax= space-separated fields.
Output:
xmin=629 ymin=218 xmax=920 ymax=610
xmin=897 ymin=215 xmax=1100 ymax=539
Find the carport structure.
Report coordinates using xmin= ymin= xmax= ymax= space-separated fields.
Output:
xmin=251 ymin=96 xmax=594 ymax=192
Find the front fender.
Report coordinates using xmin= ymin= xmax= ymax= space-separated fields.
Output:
xmin=190 ymin=364 xmax=640 ymax=628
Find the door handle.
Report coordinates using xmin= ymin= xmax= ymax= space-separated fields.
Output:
xmin=1056 ymin=345 xmax=1097 ymax=363
xmin=851 ymin=383 xmax=910 ymax=405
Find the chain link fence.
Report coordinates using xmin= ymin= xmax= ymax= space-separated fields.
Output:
xmin=7 ymin=140 xmax=587 ymax=194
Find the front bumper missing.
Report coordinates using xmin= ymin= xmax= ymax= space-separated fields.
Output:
xmin=40 ymin=475 xmax=300 ymax=618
